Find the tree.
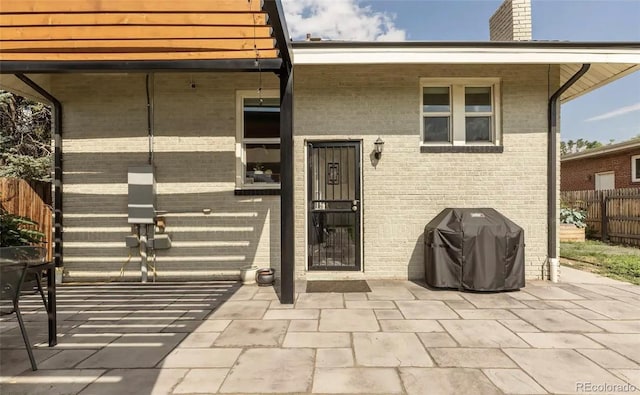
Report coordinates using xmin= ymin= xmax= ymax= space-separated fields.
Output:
xmin=0 ymin=91 xmax=52 ymax=181
xmin=585 ymin=140 xmax=603 ymax=150
xmin=561 ymin=138 xmax=603 ymax=155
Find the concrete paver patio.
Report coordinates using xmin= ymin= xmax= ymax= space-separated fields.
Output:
xmin=1 ymin=275 xmax=639 ymax=394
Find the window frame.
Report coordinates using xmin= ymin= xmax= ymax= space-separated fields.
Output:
xmin=595 ymin=171 xmax=615 ymax=191
xmin=632 ymin=155 xmax=640 ymax=183
xmin=235 ymin=89 xmax=280 ymax=190
xmin=421 ymin=86 xmax=452 ymax=143
xmin=420 ymin=78 xmax=501 ymax=147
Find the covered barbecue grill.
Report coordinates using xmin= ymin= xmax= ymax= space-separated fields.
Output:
xmin=424 ymin=208 xmax=525 ymax=291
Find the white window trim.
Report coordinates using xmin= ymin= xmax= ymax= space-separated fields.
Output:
xmin=632 ymin=155 xmax=640 ymax=183
xmin=420 ymin=77 xmax=501 ymax=147
xmin=235 ymin=89 xmax=280 ymax=189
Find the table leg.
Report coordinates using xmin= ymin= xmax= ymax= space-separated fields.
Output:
xmin=47 ymin=266 xmax=57 ymax=346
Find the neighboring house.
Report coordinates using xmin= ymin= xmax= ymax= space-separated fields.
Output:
xmin=1 ymin=0 xmax=639 ymax=302
xmin=561 ymin=139 xmax=640 ymax=191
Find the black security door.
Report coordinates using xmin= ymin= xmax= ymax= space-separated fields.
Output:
xmin=308 ymin=142 xmax=361 ymax=270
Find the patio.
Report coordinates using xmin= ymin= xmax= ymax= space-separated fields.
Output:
xmin=1 ymin=275 xmax=639 ymax=394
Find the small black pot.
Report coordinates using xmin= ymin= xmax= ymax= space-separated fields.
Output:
xmin=256 ymin=268 xmax=275 ymax=286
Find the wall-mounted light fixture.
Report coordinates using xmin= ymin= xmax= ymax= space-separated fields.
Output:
xmin=374 ymin=137 xmax=385 ymax=160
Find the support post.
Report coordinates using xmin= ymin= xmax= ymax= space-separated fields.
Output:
xmin=14 ymin=73 xmax=60 ymax=346
xmin=601 ymin=197 xmax=609 ymax=242
xmin=265 ymin=0 xmax=295 ymax=304
xmin=279 ymin=67 xmax=295 ymax=304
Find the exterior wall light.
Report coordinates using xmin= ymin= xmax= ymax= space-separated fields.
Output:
xmin=374 ymin=137 xmax=385 ymax=160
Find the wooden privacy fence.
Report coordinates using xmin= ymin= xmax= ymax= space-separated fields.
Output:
xmin=561 ymin=188 xmax=640 ymax=247
xmin=0 ymin=177 xmax=53 ymax=260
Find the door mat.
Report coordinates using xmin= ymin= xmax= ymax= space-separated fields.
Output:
xmin=306 ymin=280 xmax=371 ymax=293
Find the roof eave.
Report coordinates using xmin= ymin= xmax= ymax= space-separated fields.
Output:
xmin=292 ymin=40 xmax=640 ymax=49
xmin=292 ymin=45 xmax=640 ymax=65
xmin=561 ymin=140 xmax=640 ymax=162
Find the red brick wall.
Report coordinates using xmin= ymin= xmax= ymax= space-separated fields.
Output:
xmin=561 ymin=148 xmax=640 ymax=191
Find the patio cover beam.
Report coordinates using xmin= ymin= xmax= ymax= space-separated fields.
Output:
xmin=0 ymin=58 xmax=283 ymax=74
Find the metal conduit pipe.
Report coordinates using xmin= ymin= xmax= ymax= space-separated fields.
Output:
xmin=547 ymin=64 xmax=590 ymax=282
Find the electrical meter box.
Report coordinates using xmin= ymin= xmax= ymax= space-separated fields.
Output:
xmin=128 ymin=165 xmax=156 ymax=224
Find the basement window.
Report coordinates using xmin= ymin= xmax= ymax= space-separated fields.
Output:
xmin=633 ymin=155 xmax=640 ymax=183
xmin=420 ymin=78 xmax=502 ymax=153
xmin=236 ymin=91 xmax=280 ymax=192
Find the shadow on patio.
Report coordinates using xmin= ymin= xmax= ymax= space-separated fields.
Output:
xmin=0 ymin=281 xmax=263 ymax=394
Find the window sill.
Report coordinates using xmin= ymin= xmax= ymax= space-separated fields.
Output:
xmin=420 ymin=145 xmax=504 ymax=153
xmin=234 ymin=188 xmax=281 ymax=196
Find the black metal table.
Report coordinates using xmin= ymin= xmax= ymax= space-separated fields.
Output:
xmin=0 ymin=248 xmax=57 ymax=347
xmin=26 ymin=261 xmax=57 ymax=346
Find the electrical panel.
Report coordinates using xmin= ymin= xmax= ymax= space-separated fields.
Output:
xmin=128 ymin=165 xmax=156 ymax=224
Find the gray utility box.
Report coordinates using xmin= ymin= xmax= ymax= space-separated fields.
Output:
xmin=125 ymin=235 xmax=139 ymax=248
xmin=152 ymin=234 xmax=172 ymax=250
xmin=128 ymin=165 xmax=156 ymax=224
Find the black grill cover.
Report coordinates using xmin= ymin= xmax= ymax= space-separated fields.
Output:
xmin=424 ymin=208 xmax=525 ymax=291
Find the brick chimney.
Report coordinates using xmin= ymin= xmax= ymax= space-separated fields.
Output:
xmin=489 ymin=0 xmax=532 ymax=41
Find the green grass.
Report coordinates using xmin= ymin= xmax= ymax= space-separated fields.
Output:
xmin=560 ymin=240 xmax=640 ymax=285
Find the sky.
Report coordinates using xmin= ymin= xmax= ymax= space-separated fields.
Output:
xmin=281 ymin=0 xmax=640 ymax=143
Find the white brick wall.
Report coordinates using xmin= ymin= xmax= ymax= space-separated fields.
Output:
xmin=51 ymin=73 xmax=281 ymax=281
xmin=490 ymin=0 xmax=532 ymax=41
xmin=49 ymin=63 xmax=560 ymax=283
xmin=293 ymin=64 xmax=560 ymax=281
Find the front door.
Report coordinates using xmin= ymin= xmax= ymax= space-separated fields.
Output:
xmin=307 ymin=141 xmax=361 ymax=271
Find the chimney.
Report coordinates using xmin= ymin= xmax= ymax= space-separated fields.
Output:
xmin=489 ymin=0 xmax=532 ymax=41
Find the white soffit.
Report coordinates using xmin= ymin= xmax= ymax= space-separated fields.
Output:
xmin=560 ymin=63 xmax=639 ymax=103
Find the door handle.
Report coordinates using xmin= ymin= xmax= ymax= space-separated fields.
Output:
xmin=351 ymin=200 xmax=359 ymax=212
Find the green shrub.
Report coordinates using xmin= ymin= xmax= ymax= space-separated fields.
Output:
xmin=560 ymin=207 xmax=587 ymax=228
xmin=0 ymin=204 xmax=45 ymax=247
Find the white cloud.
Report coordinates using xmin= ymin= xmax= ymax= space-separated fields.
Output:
xmin=585 ymin=102 xmax=640 ymax=122
xmin=281 ymin=0 xmax=407 ymax=41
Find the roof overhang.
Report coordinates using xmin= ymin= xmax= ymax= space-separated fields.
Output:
xmin=292 ymin=41 xmax=640 ymax=103
xmin=562 ymin=139 xmax=640 ymax=162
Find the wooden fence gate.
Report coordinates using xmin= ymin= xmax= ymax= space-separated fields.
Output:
xmin=561 ymin=188 xmax=640 ymax=247
xmin=0 ymin=177 xmax=53 ymax=260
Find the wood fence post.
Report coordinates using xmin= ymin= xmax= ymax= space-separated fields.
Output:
xmin=601 ymin=195 xmax=608 ymax=242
